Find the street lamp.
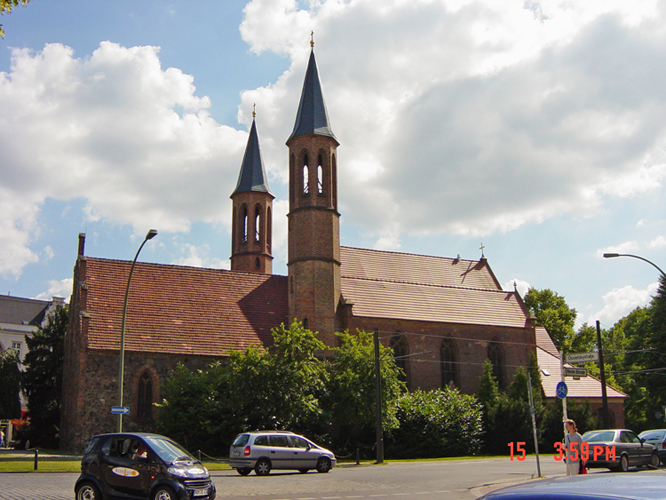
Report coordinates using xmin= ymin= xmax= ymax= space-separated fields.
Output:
xmin=118 ymin=229 xmax=158 ymax=432
xmin=603 ymin=253 xmax=666 ymax=279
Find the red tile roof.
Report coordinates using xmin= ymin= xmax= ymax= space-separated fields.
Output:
xmin=340 ymin=247 xmax=528 ymax=328
xmin=81 ymin=257 xmax=288 ymax=356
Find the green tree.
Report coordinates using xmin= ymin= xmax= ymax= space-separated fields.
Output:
xmin=0 ymin=0 xmax=31 ymax=37
xmin=22 ymin=305 xmax=67 ymax=448
xmin=0 ymin=348 xmax=21 ymax=419
xmin=524 ymin=288 xmax=578 ymax=352
xmin=325 ymin=330 xmax=405 ymax=453
xmin=386 ymin=388 xmax=482 ymax=458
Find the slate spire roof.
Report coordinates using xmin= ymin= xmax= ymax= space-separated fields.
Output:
xmin=232 ymin=116 xmax=272 ymax=195
xmin=287 ymin=48 xmax=336 ymax=143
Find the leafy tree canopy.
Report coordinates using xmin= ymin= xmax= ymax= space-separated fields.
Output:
xmin=524 ymin=288 xmax=578 ymax=352
xmin=0 ymin=348 xmax=21 ymax=419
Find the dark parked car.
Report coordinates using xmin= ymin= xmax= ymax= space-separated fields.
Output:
xmin=581 ymin=429 xmax=659 ymax=472
xmin=476 ymin=472 xmax=666 ymax=500
xmin=639 ymin=429 xmax=666 ymax=465
xmin=74 ymin=432 xmax=216 ymax=500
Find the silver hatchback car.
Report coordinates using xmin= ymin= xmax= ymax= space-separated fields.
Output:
xmin=229 ymin=431 xmax=336 ymax=476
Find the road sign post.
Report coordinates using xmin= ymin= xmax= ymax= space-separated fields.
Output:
xmin=565 ymin=352 xmax=599 ymax=363
xmin=564 ymin=367 xmax=587 ymax=378
xmin=111 ymin=406 xmax=130 ymax=415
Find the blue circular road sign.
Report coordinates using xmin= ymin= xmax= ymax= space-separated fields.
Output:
xmin=556 ymin=381 xmax=568 ymax=399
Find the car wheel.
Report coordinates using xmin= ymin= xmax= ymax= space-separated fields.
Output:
xmin=616 ymin=454 xmax=629 ymax=472
xmin=316 ymin=457 xmax=331 ymax=473
xmin=237 ymin=467 xmax=252 ymax=476
xmin=255 ymin=458 xmax=271 ymax=476
xmin=153 ymin=486 xmax=177 ymax=500
xmin=298 ymin=469 xmax=309 ymax=474
xmin=76 ymin=482 xmax=101 ymax=500
xmin=650 ymin=452 xmax=660 ymax=468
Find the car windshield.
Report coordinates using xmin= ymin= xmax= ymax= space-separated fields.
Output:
xmin=583 ymin=431 xmax=616 ymax=442
xmin=232 ymin=434 xmax=250 ymax=447
xmin=640 ymin=431 xmax=665 ymax=440
xmin=144 ymin=437 xmax=197 ymax=464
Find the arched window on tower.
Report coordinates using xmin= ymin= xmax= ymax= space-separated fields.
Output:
xmin=267 ymin=207 xmax=272 ymax=252
xmin=137 ymin=371 xmax=154 ymax=422
xmin=241 ymin=205 xmax=248 ymax=242
xmin=302 ymin=154 xmax=309 ymax=195
xmin=487 ymin=340 xmax=505 ymax=390
xmin=317 ymin=154 xmax=324 ymax=195
xmin=390 ymin=335 xmax=409 ymax=386
xmin=440 ymin=339 xmax=458 ymax=389
xmin=254 ymin=205 xmax=261 ymax=242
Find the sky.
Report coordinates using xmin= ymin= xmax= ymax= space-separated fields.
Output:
xmin=0 ymin=0 xmax=664 ymax=332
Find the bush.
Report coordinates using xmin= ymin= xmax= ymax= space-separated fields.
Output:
xmin=386 ymin=388 xmax=483 ymax=458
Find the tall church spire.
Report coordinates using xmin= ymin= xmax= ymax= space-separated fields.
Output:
xmin=230 ymin=111 xmax=274 ymax=274
xmin=286 ymin=41 xmax=341 ymax=341
xmin=287 ymin=47 xmax=336 ymax=143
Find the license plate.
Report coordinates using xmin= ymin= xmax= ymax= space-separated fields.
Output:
xmin=193 ymin=488 xmax=208 ymax=497
xmin=233 ymin=451 xmax=240 ymax=456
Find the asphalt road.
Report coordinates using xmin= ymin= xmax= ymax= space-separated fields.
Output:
xmin=0 ymin=456 xmax=656 ymax=500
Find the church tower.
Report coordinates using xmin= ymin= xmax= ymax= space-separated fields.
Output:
xmin=287 ymin=40 xmax=341 ymax=337
xmin=230 ymin=110 xmax=274 ymax=274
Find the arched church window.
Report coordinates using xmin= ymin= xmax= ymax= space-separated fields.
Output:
xmin=267 ymin=207 xmax=272 ymax=252
xmin=255 ymin=257 xmax=260 ymax=270
xmin=241 ymin=205 xmax=248 ymax=242
xmin=254 ymin=205 xmax=261 ymax=242
xmin=317 ymin=154 xmax=324 ymax=195
xmin=441 ymin=339 xmax=458 ymax=389
xmin=487 ymin=341 xmax=504 ymax=390
xmin=303 ymin=318 xmax=309 ymax=329
xmin=137 ymin=371 xmax=154 ymax=421
xmin=302 ymin=154 xmax=309 ymax=195
xmin=390 ymin=335 xmax=409 ymax=385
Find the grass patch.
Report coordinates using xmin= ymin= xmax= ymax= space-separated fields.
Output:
xmin=0 ymin=457 xmax=230 ymax=473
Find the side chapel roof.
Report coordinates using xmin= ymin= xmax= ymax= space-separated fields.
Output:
xmin=78 ymin=257 xmax=288 ymax=356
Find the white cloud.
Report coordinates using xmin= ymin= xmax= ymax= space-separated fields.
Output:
xmin=648 ymin=235 xmax=666 ymax=249
xmin=171 ymin=244 xmax=229 ymax=269
xmin=503 ymin=278 xmax=531 ymax=298
xmin=587 ymin=281 xmax=659 ymax=326
xmin=0 ymin=42 xmax=249 ymax=276
xmin=236 ymin=0 xmax=666 ymax=240
xmin=35 ymin=278 xmax=73 ymax=302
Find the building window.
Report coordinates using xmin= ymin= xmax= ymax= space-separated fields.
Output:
xmin=440 ymin=339 xmax=458 ymax=389
xmin=390 ymin=335 xmax=409 ymax=385
xmin=137 ymin=371 xmax=154 ymax=421
xmin=241 ymin=205 xmax=248 ymax=242
xmin=302 ymin=154 xmax=309 ymax=195
xmin=487 ymin=341 xmax=504 ymax=390
xmin=254 ymin=205 xmax=261 ymax=242
xmin=317 ymin=154 xmax=324 ymax=195
xmin=255 ymin=257 xmax=260 ymax=270
xmin=303 ymin=318 xmax=309 ymax=329
xmin=11 ymin=342 xmax=21 ymax=356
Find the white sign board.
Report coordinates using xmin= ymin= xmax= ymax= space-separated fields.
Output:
xmin=564 ymin=367 xmax=587 ymax=378
xmin=565 ymin=352 xmax=599 ymax=363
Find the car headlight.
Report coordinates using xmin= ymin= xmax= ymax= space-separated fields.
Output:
xmin=168 ymin=467 xmax=188 ymax=477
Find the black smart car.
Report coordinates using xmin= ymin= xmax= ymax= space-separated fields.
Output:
xmin=74 ymin=432 xmax=216 ymax=500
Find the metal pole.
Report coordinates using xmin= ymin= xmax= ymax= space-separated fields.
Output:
xmin=118 ymin=229 xmax=157 ymax=432
xmin=527 ymin=371 xmax=541 ymax=477
xmin=596 ymin=320 xmax=610 ymax=428
xmin=603 ymin=253 xmax=666 ymax=278
xmin=374 ymin=328 xmax=384 ymax=464
xmin=560 ymin=349 xmax=568 ymax=433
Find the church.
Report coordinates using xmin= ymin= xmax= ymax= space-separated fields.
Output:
xmin=61 ymin=45 xmax=623 ymax=452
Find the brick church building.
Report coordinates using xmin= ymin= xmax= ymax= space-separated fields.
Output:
xmin=61 ymin=46 xmax=622 ymax=452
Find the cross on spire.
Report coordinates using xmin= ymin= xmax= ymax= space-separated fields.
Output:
xmin=479 ymin=242 xmax=485 ymax=258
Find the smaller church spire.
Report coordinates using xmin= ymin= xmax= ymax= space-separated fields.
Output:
xmin=232 ymin=110 xmax=272 ymax=196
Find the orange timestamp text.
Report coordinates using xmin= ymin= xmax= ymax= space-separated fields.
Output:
xmin=554 ymin=442 xmax=617 ymax=461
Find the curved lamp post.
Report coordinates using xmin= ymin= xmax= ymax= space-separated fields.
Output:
xmin=118 ymin=229 xmax=158 ymax=432
xmin=603 ymin=253 xmax=666 ymax=279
